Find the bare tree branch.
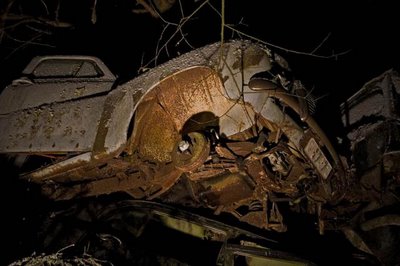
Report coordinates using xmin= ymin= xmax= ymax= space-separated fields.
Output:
xmin=3 ymin=33 xmax=48 ymax=60
xmin=1 ymin=14 xmax=73 ymax=28
xmin=155 ymin=23 xmax=171 ymax=64
xmin=224 ymin=24 xmax=351 ymax=59
xmin=310 ymin=32 xmax=331 ymax=54
xmin=178 ymin=28 xmax=194 ymax=50
xmin=55 ymin=0 xmax=61 ymax=22
xmin=0 ymin=0 xmax=17 ymax=42
xmin=206 ymin=1 xmax=350 ymax=59
xmin=26 ymin=25 xmax=52 ymax=35
xmin=91 ymin=0 xmax=98 ymax=24
xmin=39 ymin=0 xmax=49 ymax=15
xmin=178 ymin=0 xmax=184 ymax=17
xmin=143 ymin=0 xmax=209 ymax=68
xmin=4 ymin=31 xmax=54 ymax=48
xmin=220 ymin=0 xmax=225 ymax=43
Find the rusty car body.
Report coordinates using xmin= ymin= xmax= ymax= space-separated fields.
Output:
xmin=0 ymin=40 xmax=399 ymax=264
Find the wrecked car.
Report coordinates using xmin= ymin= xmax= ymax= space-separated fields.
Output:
xmin=0 ymin=40 xmax=345 ymax=231
xmin=0 ymin=40 xmax=399 ymax=264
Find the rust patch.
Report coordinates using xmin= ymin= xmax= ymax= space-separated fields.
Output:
xmin=231 ymin=46 xmax=264 ymax=70
xmin=136 ymin=102 xmax=178 ymax=162
xmin=199 ymin=173 xmax=254 ymax=206
xmin=243 ymin=47 xmax=265 ymax=68
xmin=226 ymin=141 xmax=257 ymax=157
xmin=43 ymin=171 xmax=142 ymax=200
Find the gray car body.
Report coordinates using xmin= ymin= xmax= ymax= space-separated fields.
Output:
xmin=0 ymin=40 xmax=291 ymax=178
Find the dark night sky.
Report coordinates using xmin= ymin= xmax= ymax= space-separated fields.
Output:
xmin=0 ymin=0 xmax=399 ymax=264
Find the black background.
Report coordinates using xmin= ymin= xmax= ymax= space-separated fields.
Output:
xmin=1 ymin=0 xmax=399 ymax=264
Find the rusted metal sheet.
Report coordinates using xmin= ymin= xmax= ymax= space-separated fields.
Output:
xmin=129 ymin=66 xmax=258 ymax=161
xmin=42 ymin=170 xmax=142 ymax=200
xmin=198 ymin=173 xmax=255 ymax=206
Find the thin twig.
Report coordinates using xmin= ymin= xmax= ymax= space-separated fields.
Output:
xmin=310 ymin=32 xmax=331 ymax=54
xmin=178 ymin=27 xmax=195 ymax=49
xmin=144 ymin=0 xmax=209 ymax=68
xmin=56 ymin=244 xmax=75 ymax=254
xmin=149 ymin=4 xmax=178 ymax=26
xmin=207 ymin=1 xmax=350 ymax=59
xmin=138 ymin=52 xmax=149 ymax=73
xmin=178 ymin=0 xmax=184 ymax=17
xmin=220 ymin=0 xmax=225 ymax=44
xmin=225 ymin=25 xmax=351 ymax=59
xmin=26 ymin=24 xmax=52 ymax=35
xmin=39 ymin=0 xmax=49 ymax=15
xmin=4 ymin=33 xmax=46 ymax=60
xmin=219 ymin=0 xmax=225 ymax=65
xmin=0 ymin=0 xmax=17 ymax=42
xmin=2 ymin=14 xmax=72 ymax=28
xmin=91 ymin=0 xmax=97 ymax=24
xmin=155 ymin=23 xmax=171 ymax=65
xmin=207 ymin=1 xmax=220 ymax=16
xmin=55 ymin=0 xmax=61 ymax=22
xmin=5 ymin=32 xmax=53 ymax=47
xmin=0 ymin=18 xmax=36 ymax=32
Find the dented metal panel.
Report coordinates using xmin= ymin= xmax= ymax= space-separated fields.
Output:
xmin=0 ymin=81 xmax=114 ymax=115
xmin=341 ymin=69 xmax=400 ymax=127
xmin=0 ymin=56 xmax=115 ymax=115
xmin=341 ymin=69 xmax=400 ymax=174
xmin=87 ymin=40 xmax=278 ymax=155
xmin=0 ymin=96 xmax=106 ymax=153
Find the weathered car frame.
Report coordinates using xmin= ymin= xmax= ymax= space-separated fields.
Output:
xmin=1 ymin=40 xmax=399 ymax=264
xmin=0 ymin=40 xmax=346 ymax=232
